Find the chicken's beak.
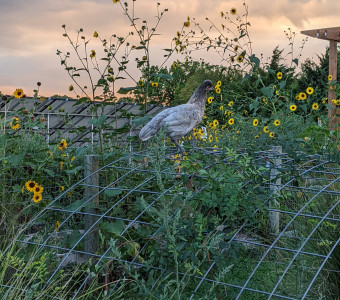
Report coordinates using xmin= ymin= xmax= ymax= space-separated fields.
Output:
xmin=207 ymin=86 xmax=214 ymax=92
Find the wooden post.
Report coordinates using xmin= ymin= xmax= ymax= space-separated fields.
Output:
xmin=84 ymin=155 xmax=99 ymax=256
xmin=269 ymin=146 xmax=282 ymax=235
xmin=328 ymin=40 xmax=338 ymax=130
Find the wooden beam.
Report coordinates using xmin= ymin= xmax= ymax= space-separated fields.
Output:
xmin=328 ymin=40 xmax=338 ymax=130
xmin=301 ymin=27 xmax=340 ymax=42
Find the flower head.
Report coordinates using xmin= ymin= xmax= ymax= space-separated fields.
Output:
xmin=14 ymin=88 xmax=24 ymax=99
xmin=299 ymin=92 xmax=307 ymax=100
xmin=25 ymin=181 xmax=37 ymax=192
xmin=237 ymin=55 xmax=243 ymax=63
xmin=215 ymin=87 xmax=221 ymax=94
xmin=69 ymin=85 xmax=74 ymax=92
xmin=33 ymin=193 xmax=42 ymax=203
xmin=312 ymin=102 xmax=319 ymax=110
xmin=10 ymin=117 xmax=20 ymax=130
xmin=274 ymin=119 xmax=280 ymax=126
xmin=207 ymin=96 xmax=213 ymax=104
xmin=228 ymin=101 xmax=233 ymax=107
xmin=90 ymin=50 xmax=96 ymax=58
xmin=228 ymin=118 xmax=234 ymax=125
xmin=152 ymin=82 xmax=158 ymax=88
xmin=276 ymin=72 xmax=283 ymax=80
xmin=58 ymin=139 xmax=67 ymax=151
xmin=184 ymin=17 xmax=190 ymax=27
xmin=230 ymin=7 xmax=237 ymax=15
xmin=269 ymin=132 xmax=275 ymax=138
xmin=306 ymin=87 xmax=314 ymax=95
xmin=113 ymin=0 xmax=119 ymax=3
xmin=263 ymin=126 xmax=269 ymax=133
xmin=216 ymin=80 xmax=222 ymax=87
xmin=33 ymin=185 xmax=44 ymax=194
xmin=290 ymin=104 xmax=297 ymax=112
xmin=138 ymin=79 xmax=144 ymax=87
xmin=253 ymin=119 xmax=258 ymax=127
xmin=213 ymin=119 xmax=219 ymax=127
xmin=328 ymin=75 xmax=333 ymax=81
xmin=60 ymin=186 xmax=65 ymax=191
xmin=93 ymin=31 xmax=98 ymax=38
xmin=55 ymin=220 xmax=61 ymax=232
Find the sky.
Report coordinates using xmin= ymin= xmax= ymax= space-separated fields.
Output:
xmin=0 ymin=0 xmax=339 ymax=98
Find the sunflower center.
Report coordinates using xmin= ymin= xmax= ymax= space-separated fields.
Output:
xmin=29 ymin=182 xmax=35 ymax=188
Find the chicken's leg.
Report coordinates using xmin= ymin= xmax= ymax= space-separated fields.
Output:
xmin=173 ymin=139 xmax=185 ymax=155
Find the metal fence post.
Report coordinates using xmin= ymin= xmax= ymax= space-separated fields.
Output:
xmin=269 ymin=145 xmax=282 ymax=235
xmin=84 ymin=155 xmax=99 ymax=256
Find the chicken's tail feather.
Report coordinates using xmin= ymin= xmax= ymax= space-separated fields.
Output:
xmin=139 ymin=123 xmax=157 ymax=141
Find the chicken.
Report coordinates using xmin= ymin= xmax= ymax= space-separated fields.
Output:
xmin=139 ymin=80 xmax=214 ymax=153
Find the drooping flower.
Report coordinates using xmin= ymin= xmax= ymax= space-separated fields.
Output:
xmin=230 ymin=8 xmax=237 ymax=15
xmin=312 ymin=103 xmax=319 ymax=110
xmin=10 ymin=117 xmax=20 ymax=130
xmin=184 ymin=17 xmax=190 ymax=28
xmin=152 ymin=82 xmax=158 ymax=88
xmin=253 ymin=119 xmax=258 ymax=126
xmin=290 ymin=104 xmax=297 ymax=111
xmin=274 ymin=119 xmax=280 ymax=126
xmin=306 ymin=87 xmax=314 ymax=95
xmin=71 ymin=155 xmax=75 ymax=162
xmin=69 ymin=85 xmax=74 ymax=91
xmin=33 ymin=193 xmax=42 ymax=203
xmin=93 ymin=31 xmax=98 ymax=38
xmin=228 ymin=118 xmax=234 ymax=125
xmin=25 ymin=181 xmax=37 ymax=192
xmin=90 ymin=50 xmax=96 ymax=58
xmin=276 ymin=72 xmax=283 ymax=80
xmin=237 ymin=55 xmax=243 ymax=63
xmin=55 ymin=220 xmax=61 ymax=232
xmin=13 ymin=88 xmax=24 ymax=99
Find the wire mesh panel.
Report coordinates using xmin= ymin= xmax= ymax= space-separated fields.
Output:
xmin=3 ymin=147 xmax=339 ymax=299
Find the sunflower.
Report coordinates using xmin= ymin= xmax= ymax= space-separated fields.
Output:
xmin=216 ymin=80 xmax=222 ymax=87
xmin=299 ymin=92 xmax=306 ymax=100
xmin=93 ymin=31 xmax=99 ymax=38
xmin=207 ymin=96 xmax=213 ymax=104
xmin=228 ymin=118 xmax=234 ymax=125
xmin=230 ymin=7 xmax=237 ymax=15
xmin=40 ymin=97 xmax=45 ymax=101
xmin=263 ymin=126 xmax=269 ymax=133
xmin=60 ymin=186 xmax=65 ymax=191
xmin=230 ymin=56 xmax=235 ymax=63
xmin=237 ymin=55 xmax=243 ymax=63
xmin=60 ymin=161 xmax=64 ymax=170
xmin=152 ymin=82 xmax=158 ymax=88
xmin=253 ymin=119 xmax=259 ymax=126
xmin=331 ymin=99 xmax=336 ymax=104
xmin=213 ymin=119 xmax=219 ymax=127
xmin=219 ymin=105 xmax=224 ymax=111
xmin=138 ymin=79 xmax=144 ymax=87
xmin=113 ymin=0 xmax=119 ymax=3
xmin=13 ymin=88 xmax=24 ymax=99
xmin=10 ymin=117 xmax=20 ymax=130
xmin=276 ymin=72 xmax=283 ymax=80
xmin=58 ymin=139 xmax=67 ymax=151
xmin=33 ymin=193 xmax=42 ymax=203
xmin=269 ymin=132 xmax=275 ymax=138
xmin=208 ymin=135 xmax=213 ymax=143
xmin=306 ymin=87 xmax=314 ymax=95
xmin=290 ymin=104 xmax=297 ymax=111
xmin=328 ymin=75 xmax=333 ymax=81
xmin=55 ymin=220 xmax=61 ymax=232
xmin=69 ymin=85 xmax=74 ymax=91
xmin=228 ymin=101 xmax=233 ymax=107
xmin=71 ymin=155 xmax=75 ymax=162
xmin=25 ymin=181 xmax=37 ymax=192
xmin=184 ymin=16 xmax=190 ymax=27
xmin=233 ymin=45 xmax=239 ymax=52
xmin=312 ymin=103 xmax=319 ymax=110
xmin=33 ymin=185 xmax=44 ymax=194
xmin=215 ymin=87 xmax=221 ymax=94
xmin=90 ymin=50 xmax=96 ymax=58
xmin=274 ymin=119 xmax=280 ymax=126
xmin=296 ymin=95 xmax=301 ymax=101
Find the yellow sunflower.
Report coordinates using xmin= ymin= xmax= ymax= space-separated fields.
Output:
xmin=230 ymin=56 xmax=235 ymax=63
xmin=90 ymin=50 xmax=96 ymax=58
xmin=269 ymin=132 xmax=275 ymax=138
xmin=228 ymin=118 xmax=234 ymax=125
xmin=69 ymin=85 xmax=74 ymax=91
xmin=274 ymin=119 xmax=280 ymax=126
xmin=213 ymin=119 xmax=219 ymax=127
xmin=138 ymin=79 xmax=144 ymax=87
xmin=328 ymin=75 xmax=332 ymax=81
xmin=234 ymin=45 xmax=239 ymax=52
xmin=184 ymin=17 xmax=190 ymax=28
xmin=290 ymin=104 xmax=297 ymax=111
xmin=296 ymin=95 xmax=301 ymax=101
xmin=253 ymin=119 xmax=259 ymax=127
xmin=33 ymin=193 xmax=42 ymax=203
xmin=312 ymin=103 xmax=319 ymax=110
xmin=208 ymin=135 xmax=213 ymax=143
xmin=93 ymin=31 xmax=98 ymax=38
xmin=306 ymin=87 xmax=314 ymax=95
xmin=60 ymin=161 xmax=64 ymax=170
xmin=237 ymin=55 xmax=243 ymax=63
xmin=113 ymin=0 xmax=119 ymax=3
xmin=276 ymin=72 xmax=283 ymax=80
xmin=55 ymin=220 xmax=61 ymax=232
xmin=207 ymin=96 xmax=214 ymax=104
xmin=215 ymin=87 xmax=221 ymax=94
xmin=58 ymin=139 xmax=67 ymax=151
xmin=230 ymin=7 xmax=237 ymax=15
xmin=228 ymin=101 xmax=233 ymax=107
xmin=216 ymin=80 xmax=222 ymax=87
xmin=10 ymin=117 xmax=20 ymax=130
xmin=219 ymin=105 xmax=224 ymax=111
xmin=33 ymin=185 xmax=44 ymax=194
xmin=263 ymin=126 xmax=269 ymax=133
xmin=60 ymin=186 xmax=65 ymax=191
xmin=13 ymin=88 xmax=24 ymax=99
xmin=25 ymin=181 xmax=37 ymax=192
xmin=299 ymin=92 xmax=307 ymax=100
xmin=152 ymin=82 xmax=158 ymax=88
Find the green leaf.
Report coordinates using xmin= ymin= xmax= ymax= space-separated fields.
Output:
xmin=153 ymin=73 xmax=173 ymax=80
xmin=137 ymin=60 xmax=146 ymax=68
xmin=65 ymin=199 xmax=84 ymax=211
xmin=101 ymin=220 xmax=125 ymax=235
xmin=117 ymin=86 xmax=137 ymax=94
xmin=131 ymin=115 xmax=152 ymax=126
xmin=249 ymin=54 xmax=260 ymax=67
xmin=88 ymin=115 xmax=107 ymax=127
xmin=104 ymin=189 xmax=123 ymax=197
xmin=242 ymin=74 xmax=250 ymax=84
xmin=292 ymin=58 xmax=299 ymax=66
xmin=261 ymin=86 xmax=274 ymax=98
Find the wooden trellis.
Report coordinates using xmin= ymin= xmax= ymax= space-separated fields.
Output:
xmin=301 ymin=26 xmax=340 ymax=131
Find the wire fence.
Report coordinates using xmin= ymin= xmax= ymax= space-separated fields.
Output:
xmin=3 ymin=145 xmax=339 ymax=299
